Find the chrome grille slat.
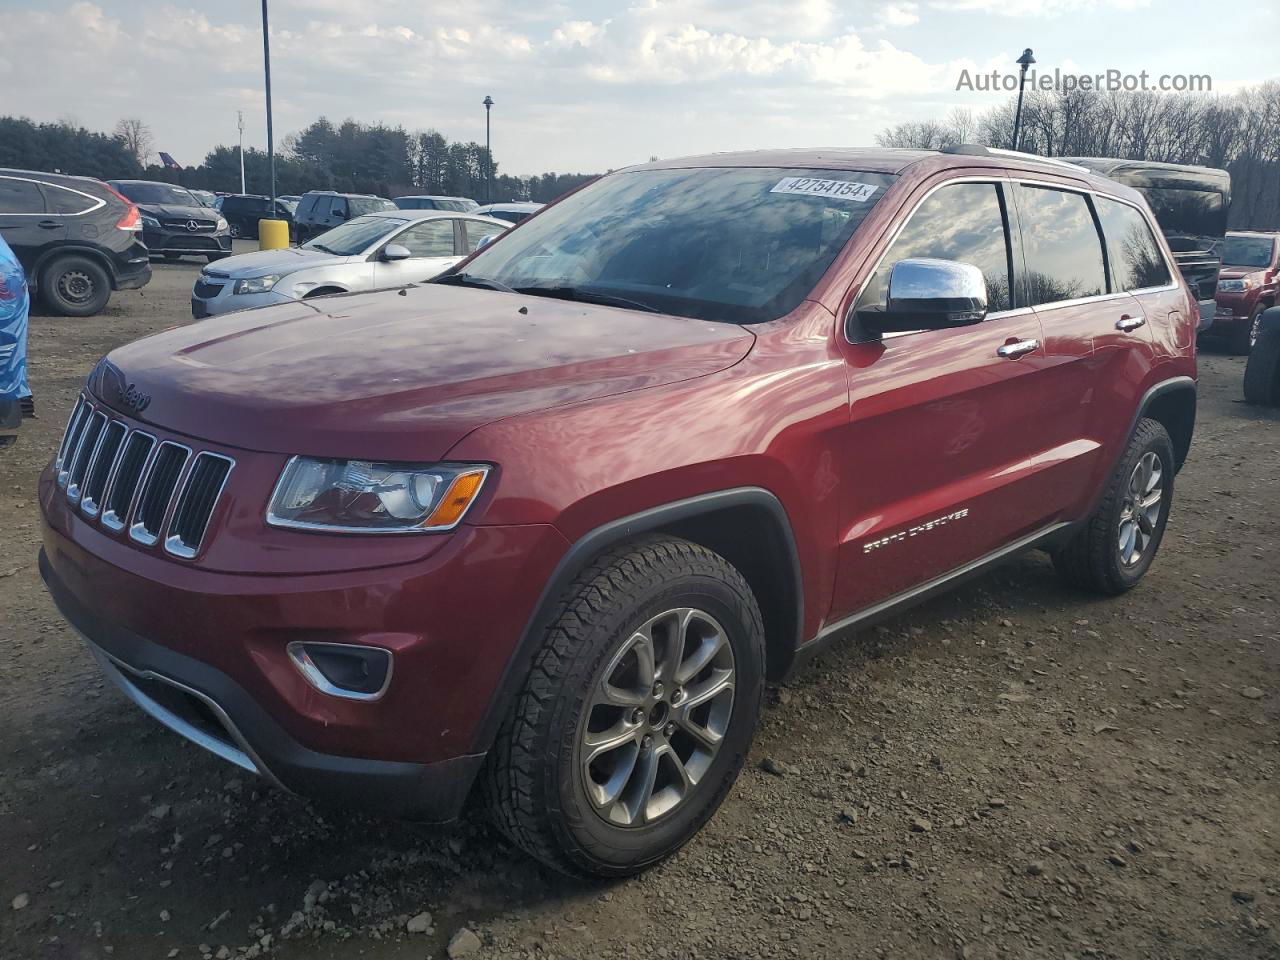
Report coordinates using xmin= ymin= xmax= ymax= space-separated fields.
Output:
xmin=81 ymin=420 xmax=127 ymax=517
xmin=67 ymin=411 xmax=107 ymax=502
xmin=55 ymin=394 xmax=233 ymax=560
xmin=129 ymin=442 xmax=190 ymax=546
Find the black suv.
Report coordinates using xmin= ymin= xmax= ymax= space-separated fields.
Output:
xmin=0 ymin=169 xmax=151 ymax=316
xmin=107 ymin=180 xmax=232 ymax=263
xmin=218 ymin=194 xmax=297 ymax=240
xmin=293 ymin=191 xmax=396 ymax=242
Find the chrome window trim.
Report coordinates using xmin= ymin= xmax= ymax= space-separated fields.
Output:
xmin=163 ymin=452 xmax=236 ymax=560
xmin=128 ymin=441 xmax=191 ymax=546
xmin=286 ymin=640 xmax=395 ymax=702
xmin=101 ymin=430 xmax=157 ymax=532
xmin=80 ymin=420 xmax=128 ymax=518
xmin=0 ymin=175 xmax=106 ymax=216
xmin=66 ymin=410 xmax=107 ymax=503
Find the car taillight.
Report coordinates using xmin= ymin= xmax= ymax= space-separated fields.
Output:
xmin=99 ymin=180 xmax=142 ymax=232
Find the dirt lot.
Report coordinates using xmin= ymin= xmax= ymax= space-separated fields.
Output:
xmin=1 ymin=254 xmax=1277 ymax=960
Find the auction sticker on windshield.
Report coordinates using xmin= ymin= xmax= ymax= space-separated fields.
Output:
xmin=770 ymin=177 xmax=880 ymax=202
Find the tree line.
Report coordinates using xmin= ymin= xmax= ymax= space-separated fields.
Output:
xmin=876 ymin=81 xmax=1280 ymax=230
xmin=0 ymin=114 xmax=599 ymax=204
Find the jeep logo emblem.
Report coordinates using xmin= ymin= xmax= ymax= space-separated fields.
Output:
xmin=117 ymin=382 xmax=152 ymax=414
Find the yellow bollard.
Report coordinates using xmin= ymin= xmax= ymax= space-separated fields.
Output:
xmin=258 ymin=218 xmax=290 ymax=250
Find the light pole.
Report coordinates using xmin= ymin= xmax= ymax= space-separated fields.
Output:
xmin=1011 ymin=48 xmax=1035 ymax=152
xmin=237 ymin=110 xmax=246 ymax=194
xmin=261 ymin=0 xmax=277 ymax=203
xmin=483 ymin=95 xmax=494 ymax=204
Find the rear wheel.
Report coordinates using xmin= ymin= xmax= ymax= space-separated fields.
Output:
xmin=485 ymin=535 xmax=765 ymax=878
xmin=1053 ymin=418 xmax=1175 ymax=595
xmin=40 ymin=256 xmax=111 ymax=317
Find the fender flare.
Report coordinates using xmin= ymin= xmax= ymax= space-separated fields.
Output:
xmin=470 ymin=487 xmax=804 ymax=754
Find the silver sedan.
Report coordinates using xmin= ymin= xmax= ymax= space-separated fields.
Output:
xmin=190 ymin=210 xmax=509 ymax=318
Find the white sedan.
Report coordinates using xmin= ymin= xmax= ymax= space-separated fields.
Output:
xmin=190 ymin=210 xmax=509 ymax=318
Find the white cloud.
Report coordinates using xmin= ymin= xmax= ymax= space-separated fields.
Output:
xmin=877 ymin=3 xmax=921 ymax=27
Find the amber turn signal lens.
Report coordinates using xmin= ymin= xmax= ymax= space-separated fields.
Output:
xmin=424 ymin=470 xmax=487 ymax=528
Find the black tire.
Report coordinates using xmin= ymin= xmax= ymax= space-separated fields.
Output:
xmin=1053 ymin=418 xmax=1175 ymax=595
xmin=484 ymin=535 xmax=766 ymax=878
xmin=1243 ymin=328 xmax=1280 ymax=406
xmin=1230 ymin=306 xmax=1263 ymax=355
xmin=302 ymin=287 xmax=343 ymax=300
xmin=39 ymin=255 xmax=111 ymax=317
xmin=162 ymin=252 xmax=182 ymax=262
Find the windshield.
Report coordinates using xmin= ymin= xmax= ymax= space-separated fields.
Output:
xmin=457 ymin=167 xmax=897 ymax=323
xmin=302 ymin=216 xmax=403 ymax=256
xmin=113 ymin=182 xmax=201 ymax=206
xmin=1221 ymin=235 xmax=1275 ymax=268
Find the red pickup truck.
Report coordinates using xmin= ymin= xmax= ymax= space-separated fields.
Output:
xmin=39 ymin=146 xmax=1198 ymax=878
xmin=1211 ymin=231 xmax=1280 ymax=353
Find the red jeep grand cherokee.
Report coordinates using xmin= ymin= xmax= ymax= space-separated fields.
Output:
xmin=39 ymin=146 xmax=1198 ymax=878
xmin=1211 ymin=231 xmax=1280 ymax=353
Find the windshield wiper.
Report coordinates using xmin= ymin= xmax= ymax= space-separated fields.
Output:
xmin=433 ymin=272 xmax=516 ymax=293
xmin=514 ymin=285 xmax=659 ymax=314
xmin=307 ymin=243 xmax=336 ymax=255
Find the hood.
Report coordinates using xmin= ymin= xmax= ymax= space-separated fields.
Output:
xmin=91 ymin=285 xmax=755 ymax=460
xmin=203 ymin=246 xmax=344 ymax=279
xmin=138 ymin=203 xmax=217 ymax=221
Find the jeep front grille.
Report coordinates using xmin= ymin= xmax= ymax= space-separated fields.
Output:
xmin=55 ymin=395 xmax=234 ymax=560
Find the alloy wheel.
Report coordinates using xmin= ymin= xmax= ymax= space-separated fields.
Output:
xmin=578 ymin=607 xmax=735 ymax=827
xmin=1118 ymin=451 xmax=1164 ymax=566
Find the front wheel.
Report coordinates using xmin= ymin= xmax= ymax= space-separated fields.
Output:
xmin=1230 ymin=306 xmax=1264 ymax=355
xmin=485 ymin=535 xmax=765 ymax=878
xmin=40 ymin=255 xmax=111 ymax=317
xmin=1053 ymin=418 xmax=1175 ymax=594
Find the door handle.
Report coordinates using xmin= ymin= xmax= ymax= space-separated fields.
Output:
xmin=1116 ymin=314 xmax=1146 ymax=332
xmin=996 ymin=338 xmax=1040 ymax=359
xmin=38 ymin=219 xmax=61 ymax=229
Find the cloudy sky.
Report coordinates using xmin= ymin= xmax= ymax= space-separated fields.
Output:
xmin=1 ymin=0 xmax=1276 ymax=176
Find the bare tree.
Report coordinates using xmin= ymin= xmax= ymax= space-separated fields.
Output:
xmin=114 ymin=118 xmax=154 ymax=167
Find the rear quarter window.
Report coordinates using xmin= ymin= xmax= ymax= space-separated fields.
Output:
xmin=45 ymin=184 xmax=98 ymax=215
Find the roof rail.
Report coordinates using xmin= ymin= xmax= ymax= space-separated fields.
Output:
xmin=940 ymin=143 xmax=1089 ymax=173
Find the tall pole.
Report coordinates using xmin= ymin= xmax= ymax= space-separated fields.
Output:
xmin=1011 ymin=48 xmax=1035 ymax=151
xmin=237 ymin=110 xmax=246 ymax=194
xmin=483 ymin=95 xmax=494 ymax=204
xmin=261 ymin=0 xmax=276 ymax=203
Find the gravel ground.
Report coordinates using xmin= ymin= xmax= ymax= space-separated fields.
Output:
xmin=1 ymin=252 xmax=1277 ymax=960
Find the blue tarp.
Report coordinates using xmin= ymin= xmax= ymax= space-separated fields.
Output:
xmin=0 ymin=234 xmax=31 ymax=402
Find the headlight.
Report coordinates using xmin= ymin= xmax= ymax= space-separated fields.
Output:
xmin=1218 ymin=279 xmax=1245 ymax=292
xmin=141 ymin=214 xmax=161 ymax=230
xmin=266 ymin=457 xmax=490 ymax=533
xmin=233 ymin=275 xmax=281 ymax=295
xmin=216 ymin=217 xmax=229 ymax=232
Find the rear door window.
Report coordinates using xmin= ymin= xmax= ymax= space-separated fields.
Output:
xmin=1094 ymin=196 xmax=1172 ymax=291
xmin=0 ymin=177 xmax=47 ymax=214
xmin=463 ymin=218 xmax=507 ymax=253
xmin=855 ymin=181 xmax=1013 ymax=313
xmin=1015 ymin=186 xmax=1107 ymax=305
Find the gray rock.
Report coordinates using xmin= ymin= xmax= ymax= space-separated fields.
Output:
xmin=448 ymin=927 xmax=483 ymax=958
xmin=11 ymin=893 xmax=29 ymax=911
xmin=1240 ymin=687 xmax=1264 ymax=700
xmin=406 ymin=910 xmax=432 ymax=933
xmin=910 ymin=817 xmax=932 ymax=833
xmin=761 ymin=757 xmax=792 ymax=777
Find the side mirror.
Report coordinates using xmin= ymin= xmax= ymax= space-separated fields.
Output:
xmin=382 ymin=243 xmax=412 ymax=262
xmin=860 ymin=258 xmax=988 ymax=336
xmin=475 ymin=233 xmax=497 ymax=251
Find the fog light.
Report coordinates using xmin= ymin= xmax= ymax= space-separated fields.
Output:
xmin=287 ymin=642 xmax=393 ymax=701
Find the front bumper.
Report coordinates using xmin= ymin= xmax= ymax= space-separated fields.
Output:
xmin=191 ymin=284 xmax=295 ymax=318
xmin=144 ymin=227 xmax=232 ymax=256
xmin=42 ymin=550 xmax=484 ymax=819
